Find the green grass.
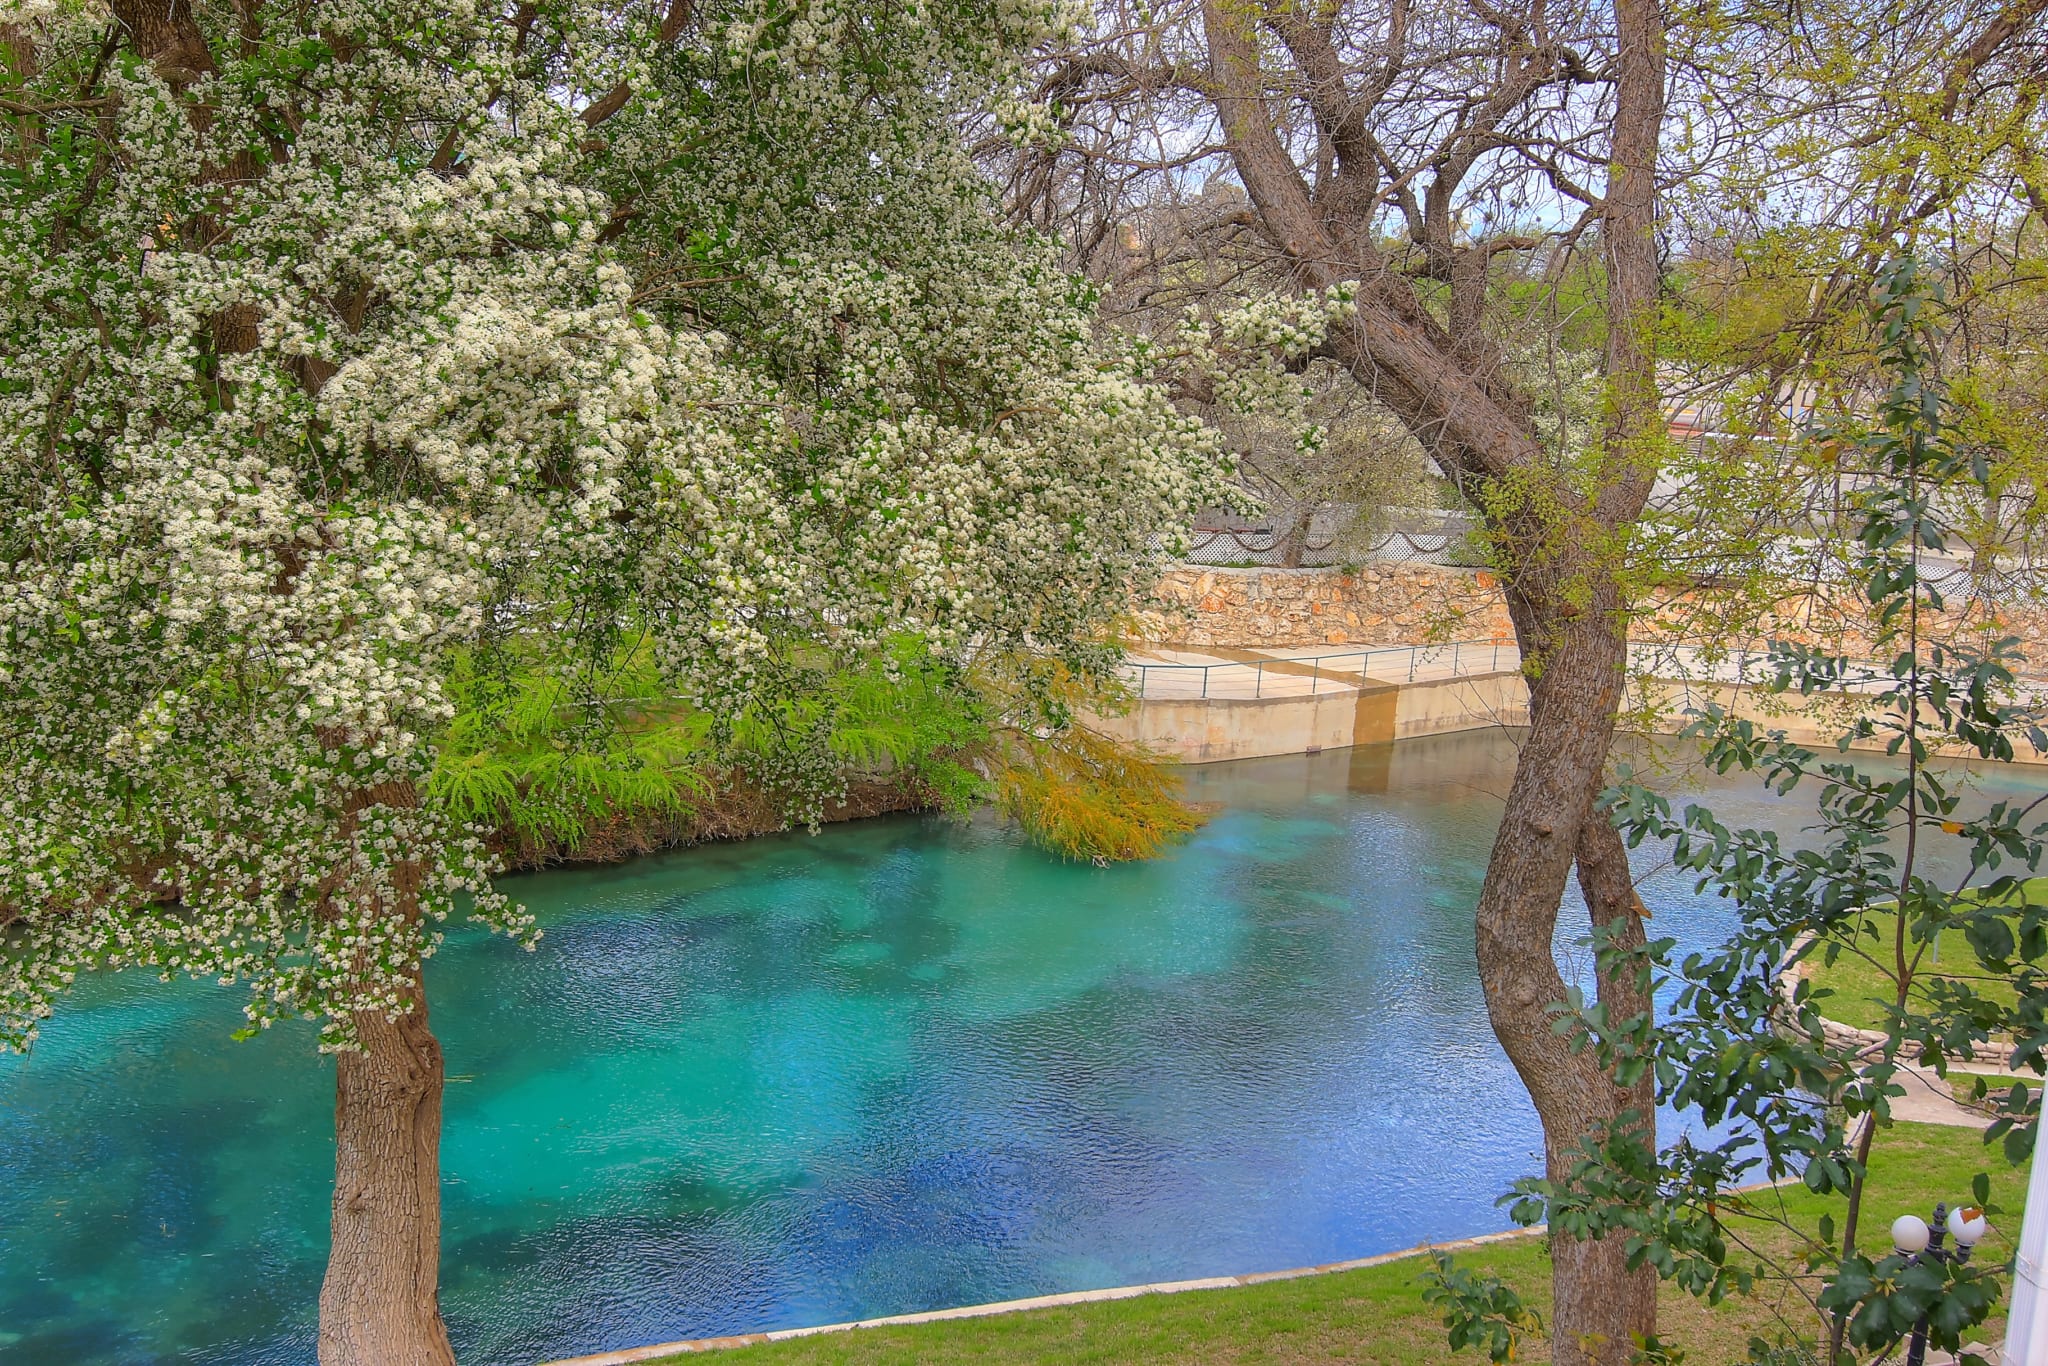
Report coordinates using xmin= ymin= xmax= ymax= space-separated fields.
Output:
xmin=637 ymin=1122 xmax=2022 ymax=1365
xmin=1951 ymin=1075 xmax=2035 ymax=1108
xmin=1805 ymin=905 xmax=2025 ymax=1034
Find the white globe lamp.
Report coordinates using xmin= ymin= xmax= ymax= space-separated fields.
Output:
xmin=1948 ymin=1206 xmax=1989 ymax=1247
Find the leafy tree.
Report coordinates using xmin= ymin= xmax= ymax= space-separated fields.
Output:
xmin=0 ymin=2 xmax=1224 ymax=1361
xmin=1522 ymin=260 xmax=2045 ymax=1365
xmin=1003 ymin=1 xmax=1674 ymax=1355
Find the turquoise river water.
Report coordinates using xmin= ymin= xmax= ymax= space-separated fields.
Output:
xmin=3 ymin=731 xmax=2042 ymax=1365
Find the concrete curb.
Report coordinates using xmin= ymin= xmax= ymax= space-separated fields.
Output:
xmin=537 ymin=1144 xmax=1858 ymax=1366
xmin=536 ymin=1226 xmax=1544 ymax=1365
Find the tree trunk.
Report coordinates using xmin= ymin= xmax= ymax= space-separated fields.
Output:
xmin=1495 ymin=0 xmax=1667 ymax=1354
xmin=1278 ymin=503 xmax=1313 ymax=567
xmin=317 ymin=967 xmax=457 ymax=1366
xmin=107 ymin=0 xmax=217 ymax=90
xmin=1190 ymin=2 xmax=1668 ymax=1355
xmin=113 ymin=8 xmax=452 ymax=1355
xmin=1477 ymin=581 xmax=1653 ymax=1366
xmin=1564 ymin=812 xmax=1660 ymax=1361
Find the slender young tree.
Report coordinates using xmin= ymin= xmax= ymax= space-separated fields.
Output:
xmin=1578 ymin=259 xmax=2040 ymax=1366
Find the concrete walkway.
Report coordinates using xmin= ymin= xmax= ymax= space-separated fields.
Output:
xmin=1889 ymin=1061 xmax=2005 ymax=1128
xmin=1125 ymin=641 xmax=1516 ymax=700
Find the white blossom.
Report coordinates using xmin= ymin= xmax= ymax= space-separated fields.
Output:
xmin=0 ymin=0 xmax=1229 ymax=1052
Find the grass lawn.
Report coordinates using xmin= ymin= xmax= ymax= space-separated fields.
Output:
xmin=638 ymin=1122 xmax=2022 ymax=1365
xmin=1951 ymin=1075 xmax=2036 ymax=1108
xmin=1804 ymin=904 xmax=2023 ymax=1033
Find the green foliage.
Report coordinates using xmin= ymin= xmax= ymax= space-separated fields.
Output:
xmin=1544 ymin=259 xmax=2042 ymax=1362
xmin=717 ymin=640 xmax=993 ymax=823
xmin=429 ymin=635 xmax=1202 ymax=868
xmin=1743 ymin=1338 xmax=1828 ymax=1366
xmin=991 ymin=722 xmax=1204 ymax=864
xmin=1423 ymin=1250 xmax=1546 ymax=1362
xmin=429 ymin=644 xmax=714 ymax=856
xmin=430 ymin=638 xmax=1001 ymax=859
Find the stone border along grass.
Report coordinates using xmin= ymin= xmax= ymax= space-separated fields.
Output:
xmin=538 ymin=1158 xmax=1845 ymax=1366
xmin=1779 ymin=929 xmax=2006 ymax=1065
xmin=537 ymin=1229 xmax=1547 ymax=1364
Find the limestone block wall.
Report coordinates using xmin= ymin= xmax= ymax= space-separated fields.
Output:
xmin=1137 ymin=562 xmax=2048 ymax=670
xmin=1135 ymin=564 xmax=1514 ymax=649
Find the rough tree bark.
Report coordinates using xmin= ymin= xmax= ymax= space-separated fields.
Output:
xmin=1190 ymin=0 xmax=1668 ymax=1358
xmin=1529 ymin=0 xmax=1665 ymax=1353
xmin=1279 ymin=503 xmax=1313 ymax=567
xmin=101 ymin=9 xmax=464 ymax=1361
xmin=318 ymin=970 xmax=458 ymax=1366
xmin=316 ymin=778 xmax=456 ymax=1366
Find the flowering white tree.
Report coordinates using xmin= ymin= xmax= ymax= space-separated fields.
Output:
xmin=0 ymin=1 xmax=1223 ymax=1361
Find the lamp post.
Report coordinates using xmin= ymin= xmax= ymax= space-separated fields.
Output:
xmin=1892 ymin=1202 xmax=1990 ymax=1366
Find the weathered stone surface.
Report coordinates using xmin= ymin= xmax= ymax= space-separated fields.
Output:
xmin=1135 ymin=564 xmax=1515 ymax=649
xmin=1136 ymin=564 xmax=2048 ymax=670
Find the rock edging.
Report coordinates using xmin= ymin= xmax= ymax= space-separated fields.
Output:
xmin=1776 ymin=931 xmax=2004 ymax=1068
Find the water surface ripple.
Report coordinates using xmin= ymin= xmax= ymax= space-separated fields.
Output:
xmin=3 ymin=732 xmax=2038 ymax=1364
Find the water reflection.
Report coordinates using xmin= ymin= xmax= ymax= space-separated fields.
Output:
xmin=1 ymin=730 xmax=2037 ymax=1365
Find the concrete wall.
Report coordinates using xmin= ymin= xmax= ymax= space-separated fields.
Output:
xmin=1394 ymin=671 xmax=1528 ymax=740
xmin=1092 ymin=669 xmax=1526 ymax=763
xmin=1638 ymin=678 xmax=2048 ymax=766
xmin=1097 ymin=668 xmax=2048 ymax=766
xmin=1089 ymin=688 xmax=1384 ymax=764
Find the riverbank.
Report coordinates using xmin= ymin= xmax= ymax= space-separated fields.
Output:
xmin=563 ymin=1121 xmax=2015 ymax=1365
xmin=11 ymin=733 xmax=2033 ymax=1364
xmin=490 ymin=771 xmax=935 ymax=872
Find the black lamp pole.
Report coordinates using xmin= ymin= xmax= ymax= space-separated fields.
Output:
xmin=1904 ymin=1202 xmax=1974 ymax=1366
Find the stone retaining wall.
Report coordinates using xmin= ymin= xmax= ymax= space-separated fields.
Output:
xmin=1136 ymin=564 xmax=1513 ymax=649
xmin=1138 ymin=563 xmax=2048 ymax=664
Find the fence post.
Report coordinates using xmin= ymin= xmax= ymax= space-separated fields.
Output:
xmin=1256 ymin=662 xmax=1264 ymax=698
xmin=1201 ymin=665 xmax=1209 ymax=700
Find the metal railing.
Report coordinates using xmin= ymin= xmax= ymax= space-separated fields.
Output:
xmin=1124 ymin=639 xmax=2047 ymax=702
xmin=1127 ymin=640 xmax=1519 ymax=700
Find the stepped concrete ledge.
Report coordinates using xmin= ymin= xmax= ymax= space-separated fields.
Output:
xmin=1100 ymin=641 xmax=2048 ymax=765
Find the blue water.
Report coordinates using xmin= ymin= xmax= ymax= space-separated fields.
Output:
xmin=2 ymin=731 xmax=2039 ymax=1365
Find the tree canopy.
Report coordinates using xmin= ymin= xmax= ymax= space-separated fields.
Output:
xmin=0 ymin=0 xmax=1225 ymax=1053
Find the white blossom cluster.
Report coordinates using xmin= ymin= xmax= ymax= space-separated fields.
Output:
xmin=0 ymin=1 xmax=1230 ymax=1050
xmin=1106 ymin=284 xmax=1367 ymax=502
xmin=1166 ymin=284 xmax=1361 ymax=426
xmin=586 ymin=0 xmax=1230 ymax=682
